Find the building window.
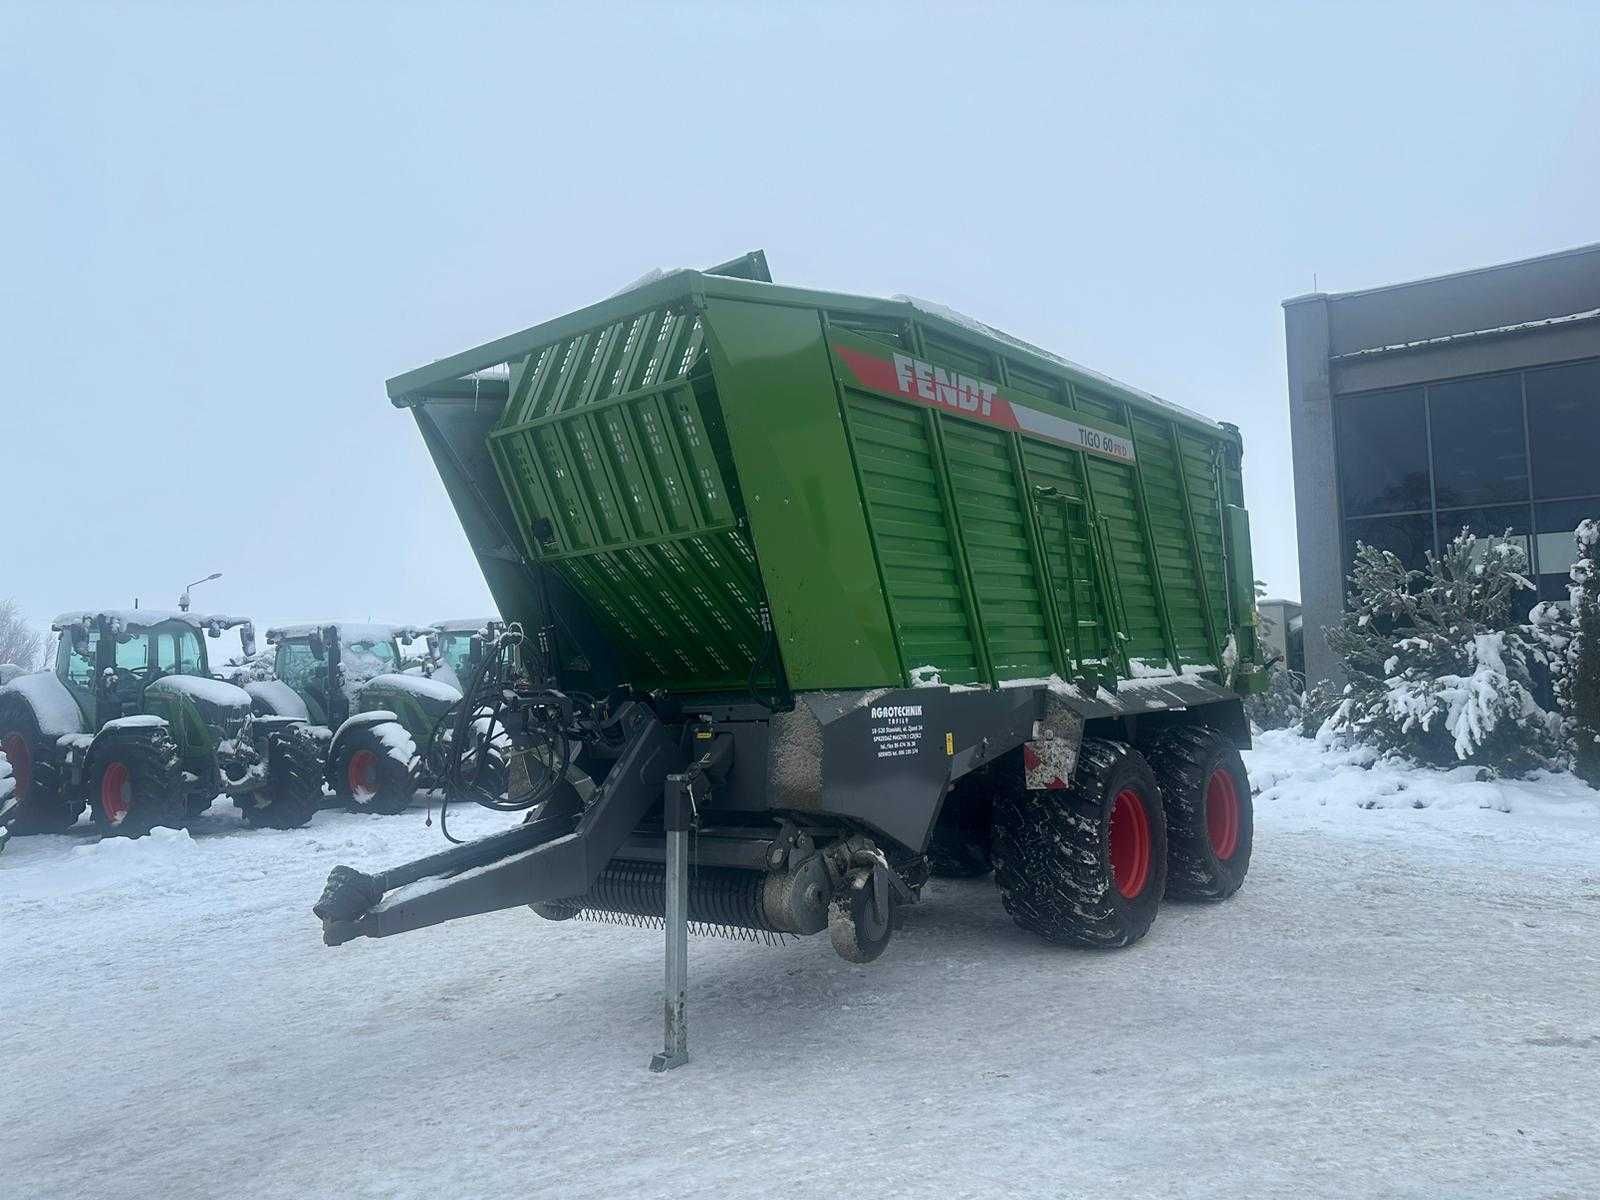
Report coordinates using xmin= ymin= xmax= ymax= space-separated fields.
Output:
xmin=1526 ymin=359 xmax=1600 ymax=500
xmin=1428 ymin=374 xmax=1528 ymax=507
xmin=1535 ymin=497 xmax=1600 ymax=602
xmin=1336 ymin=386 xmax=1429 ymax=516
xmin=1344 ymin=512 xmax=1433 ymax=575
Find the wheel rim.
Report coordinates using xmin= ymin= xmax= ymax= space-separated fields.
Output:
xmin=1205 ymin=767 xmax=1241 ymax=860
xmin=3 ymin=733 xmax=31 ymax=801
xmin=347 ymin=749 xmax=380 ymax=799
xmin=1108 ymin=788 xmax=1151 ymax=899
xmin=100 ymin=761 xmax=132 ymax=826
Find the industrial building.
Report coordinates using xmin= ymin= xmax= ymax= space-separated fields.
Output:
xmin=1285 ymin=243 xmax=1600 ymax=686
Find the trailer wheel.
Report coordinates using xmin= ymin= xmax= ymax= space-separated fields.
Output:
xmin=992 ymin=738 xmax=1167 ymax=948
xmin=87 ymin=730 xmax=186 ymax=838
xmin=828 ymin=868 xmax=894 ymax=963
xmin=0 ymin=695 xmax=83 ymax=834
xmin=335 ymin=725 xmax=416 ymax=815
xmin=1142 ymin=726 xmax=1253 ymax=900
xmin=240 ymin=726 xmax=325 ymax=830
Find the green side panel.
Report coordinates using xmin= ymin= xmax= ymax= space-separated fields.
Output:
xmin=1177 ymin=430 xmax=1231 ymax=637
xmin=1020 ymin=439 xmax=1111 ymax=670
xmin=1225 ymin=502 xmax=1258 ymax=660
xmin=487 ymin=300 xmax=769 ymax=693
xmin=699 ymin=298 xmax=901 ymax=691
xmin=938 ymin=419 xmax=1053 ymax=680
xmin=844 ymin=391 xmax=983 ymax=685
xmin=1128 ymin=412 xmax=1213 ymax=664
xmin=1074 ymin=388 xmax=1165 ymax=666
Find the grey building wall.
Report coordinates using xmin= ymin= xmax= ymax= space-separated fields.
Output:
xmin=1284 ymin=242 xmax=1600 ymax=687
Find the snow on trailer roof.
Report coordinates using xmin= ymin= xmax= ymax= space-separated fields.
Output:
xmin=53 ymin=610 xmax=251 ymax=634
xmin=385 ymin=259 xmax=1232 ymax=437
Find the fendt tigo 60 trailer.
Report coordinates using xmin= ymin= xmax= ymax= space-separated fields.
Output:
xmin=315 ymin=251 xmax=1267 ymax=1069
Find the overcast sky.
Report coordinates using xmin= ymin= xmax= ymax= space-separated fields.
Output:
xmin=3 ymin=1 xmax=1597 ymax=662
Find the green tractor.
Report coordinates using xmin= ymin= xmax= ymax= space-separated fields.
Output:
xmin=0 ymin=610 xmax=327 ymax=838
xmin=422 ymin=617 xmax=498 ymax=692
xmin=259 ymin=622 xmax=480 ymax=816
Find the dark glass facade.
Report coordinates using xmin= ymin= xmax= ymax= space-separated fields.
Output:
xmin=1335 ymin=358 xmax=1600 ymax=605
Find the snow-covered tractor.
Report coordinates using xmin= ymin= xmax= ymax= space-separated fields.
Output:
xmin=421 ymin=617 xmax=498 ymax=691
xmin=261 ymin=622 xmax=474 ymax=815
xmin=0 ymin=610 xmax=326 ymax=838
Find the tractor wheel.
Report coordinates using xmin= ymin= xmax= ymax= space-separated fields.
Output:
xmin=0 ymin=694 xmax=83 ymax=834
xmin=992 ymin=738 xmax=1167 ymax=948
xmin=925 ymin=759 xmax=1007 ymax=879
xmin=86 ymin=729 xmax=186 ymax=838
xmin=240 ymin=726 xmax=325 ymax=830
xmin=1142 ymin=726 xmax=1253 ymax=900
xmin=335 ymin=725 xmax=416 ymax=815
xmin=185 ymin=786 xmax=219 ymax=817
xmin=1 ymin=748 xmax=16 ymax=854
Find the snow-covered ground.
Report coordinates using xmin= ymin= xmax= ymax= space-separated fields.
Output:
xmin=3 ymin=732 xmax=1599 ymax=1199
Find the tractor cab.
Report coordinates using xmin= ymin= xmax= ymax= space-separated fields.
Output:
xmin=265 ymin=623 xmax=427 ymax=728
xmin=424 ymin=618 xmax=497 ymax=690
xmin=53 ymin=610 xmax=255 ymax=729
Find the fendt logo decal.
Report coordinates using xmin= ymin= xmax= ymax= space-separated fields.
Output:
xmin=891 ymin=353 xmax=998 ymax=417
xmin=832 ymin=342 xmax=1136 ymax=464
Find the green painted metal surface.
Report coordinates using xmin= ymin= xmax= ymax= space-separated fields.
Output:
xmin=417 ymin=261 xmax=1259 ymax=698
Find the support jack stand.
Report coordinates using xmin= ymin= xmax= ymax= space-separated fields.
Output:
xmin=649 ymin=768 xmax=694 ymax=1072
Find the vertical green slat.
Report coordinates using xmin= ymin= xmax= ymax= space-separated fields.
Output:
xmin=636 ymin=392 xmax=701 ymax=532
xmin=1121 ymin=402 xmax=1183 ymax=670
xmin=1168 ymin=422 xmax=1223 ymax=665
xmin=1005 ymin=431 xmax=1068 ymax=679
xmin=827 ymin=353 xmax=912 ymax=682
xmin=924 ymin=410 xmax=995 ymax=688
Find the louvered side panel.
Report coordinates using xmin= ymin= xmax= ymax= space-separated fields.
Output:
xmin=1021 ymin=441 xmax=1110 ymax=668
xmin=1130 ymin=413 xmax=1213 ymax=664
xmin=1178 ymin=431 xmax=1230 ymax=634
xmin=1086 ymin=457 xmax=1167 ymax=664
xmin=939 ymin=419 xmax=1053 ymax=679
xmin=845 ymin=392 xmax=984 ymax=685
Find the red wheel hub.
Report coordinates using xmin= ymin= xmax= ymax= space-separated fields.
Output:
xmin=347 ymin=749 xmax=380 ymax=798
xmin=100 ymin=761 xmax=132 ymax=826
xmin=1205 ymin=767 xmax=1241 ymax=860
xmin=3 ymin=733 xmax=31 ymax=801
xmin=1108 ymin=787 xmax=1152 ymax=899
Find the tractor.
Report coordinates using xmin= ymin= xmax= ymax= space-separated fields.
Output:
xmin=422 ymin=617 xmax=497 ymax=691
xmin=0 ymin=609 xmax=326 ymax=837
xmin=259 ymin=622 xmax=489 ymax=815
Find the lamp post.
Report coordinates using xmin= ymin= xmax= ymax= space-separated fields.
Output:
xmin=180 ymin=572 xmax=222 ymax=613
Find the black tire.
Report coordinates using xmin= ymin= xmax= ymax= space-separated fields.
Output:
xmin=1142 ymin=726 xmax=1253 ymax=900
xmin=1 ymin=748 xmax=16 ymax=854
xmin=334 ymin=724 xmax=416 ymax=815
xmin=239 ymin=726 xmax=325 ymax=830
xmin=992 ymin=738 xmax=1167 ymax=948
xmin=86 ymin=729 xmax=186 ymax=838
xmin=926 ymin=766 xmax=997 ymax=879
xmin=828 ymin=869 xmax=894 ymax=964
xmin=0 ymin=693 xmax=83 ymax=834
xmin=185 ymin=786 xmax=219 ymax=817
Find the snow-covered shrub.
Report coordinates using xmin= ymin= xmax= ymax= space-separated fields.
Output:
xmin=1321 ymin=531 xmax=1559 ymax=775
xmin=1247 ymin=667 xmax=1304 ymax=731
xmin=1531 ymin=519 xmax=1600 ymax=785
